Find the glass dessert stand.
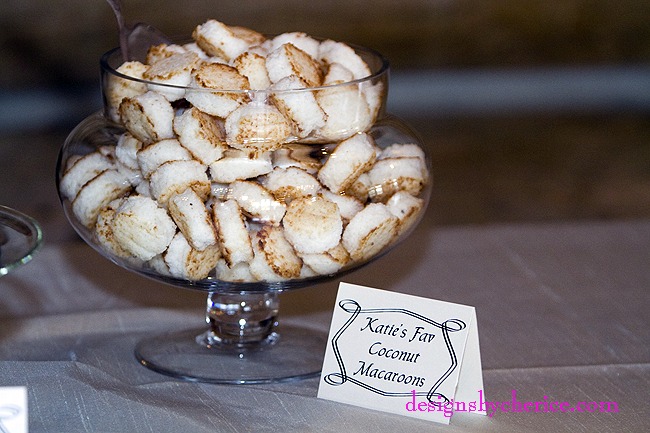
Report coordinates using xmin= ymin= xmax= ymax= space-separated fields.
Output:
xmin=0 ymin=205 xmax=43 ymax=277
xmin=56 ymin=42 xmax=431 ymax=384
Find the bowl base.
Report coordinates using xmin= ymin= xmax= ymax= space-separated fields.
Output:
xmin=135 ymin=324 xmax=327 ymax=384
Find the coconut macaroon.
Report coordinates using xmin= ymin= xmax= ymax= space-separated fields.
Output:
xmin=110 ymin=195 xmax=177 ymax=261
xmin=212 ymin=199 xmax=254 ymax=266
xmin=71 ymin=169 xmax=132 ymax=228
xmin=229 ymin=180 xmax=286 ymax=225
xmin=143 ymin=51 xmax=200 ymax=101
xmin=319 ymin=40 xmax=371 ymax=80
xmin=59 ymin=152 xmax=116 ymax=200
xmin=271 ymin=143 xmax=322 ymax=174
xmin=266 ymin=43 xmax=323 ymax=87
xmin=168 ymin=188 xmax=217 ymax=251
xmin=367 ymin=157 xmax=427 ymax=202
xmin=282 ymin=195 xmax=343 ymax=254
xmin=115 ymin=133 xmax=143 ymax=171
xmin=224 ymin=101 xmax=292 ymax=153
xmin=208 ymin=149 xmax=273 ymax=183
xmin=145 ymin=43 xmax=188 ymax=64
xmin=379 ymin=143 xmax=427 ymax=164
xmin=262 ymin=166 xmax=321 ymax=203
xmin=185 ymin=63 xmax=250 ymax=118
xmin=105 ymin=61 xmax=149 ymax=123
xmin=299 ymin=242 xmax=350 ymax=275
xmin=249 ymin=225 xmax=302 ymax=281
xmin=192 ymin=19 xmax=254 ymax=61
xmin=317 ymin=133 xmax=377 ymax=194
xmin=270 ymin=75 xmax=327 ymax=138
xmin=94 ymin=198 xmax=132 ymax=259
xmin=136 ymin=138 xmax=193 ymax=178
xmin=164 ymin=232 xmax=221 ymax=280
xmin=386 ymin=190 xmax=425 ymax=236
xmin=320 ymin=189 xmax=364 ymax=222
xmin=345 ymin=172 xmax=372 ymax=202
xmin=149 ymin=159 xmax=211 ymax=205
xmin=342 ymin=202 xmax=399 ymax=262
xmin=173 ymin=107 xmax=227 ymax=165
xmin=230 ymin=25 xmax=267 ymax=47
xmin=233 ymin=51 xmax=271 ymax=90
xmin=316 ymin=66 xmax=373 ymax=141
xmin=118 ymin=91 xmax=175 ymax=144
xmin=269 ymin=32 xmax=320 ymax=59
xmin=216 ymin=259 xmax=254 ymax=282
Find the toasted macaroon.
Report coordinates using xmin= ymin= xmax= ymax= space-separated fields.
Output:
xmin=271 ymin=143 xmax=322 ymax=174
xmin=224 ymin=101 xmax=292 ymax=153
xmin=386 ymin=190 xmax=425 ymax=236
xmin=72 ymin=169 xmax=132 ymax=228
xmin=249 ymin=225 xmax=302 ymax=281
xmin=105 ymin=61 xmax=149 ymax=123
xmin=261 ymin=166 xmax=321 ymax=203
xmin=316 ymin=64 xmax=372 ymax=141
xmin=229 ymin=180 xmax=286 ymax=225
xmin=164 ymin=231 xmax=221 ymax=280
xmin=110 ymin=195 xmax=177 ymax=261
xmin=143 ymin=51 xmax=200 ymax=101
xmin=318 ymin=40 xmax=371 ymax=80
xmin=60 ymin=151 xmax=116 ymax=200
xmin=182 ymin=42 xmax=210 ymax=60
xmin=299 ymin=242 xmax=351 ymax=275
xmin=115 ymin=160 xmax=143 ymax=187
xmin=118 ymin=91 xmax=175 ymax=144
xmin=363 ymin=81 xmax=384 ymax=123
xmin=266 ymin=43 xmax=323 ymax=87
xmin=230 ymin=25 xmax=266 ymax=47
xmin=136 ymin=138 xmax=193 ymax=178
xmin=94 ymin=198 xmax=132 ymax=259
xmin=342 ymin=202 xmax=399 ymax=262
xmin=318 ymin=133 xmax=377 ymax=193
xmin=379 ymin=143 xmax=427 ymax=165
xmin=232 ymin=51 xmax=271 ymax=90
xmin=212 ymin=199 xmax=254 ymax=266
xmin=367 ymin=157 xmax=427 ymax=202
xmin=270 ymin=75 xmax=327 ymax=138
xmin=320 ymin=189 xmax=364 ymax=222
xmin=208 ymin=149 xmax=273 ymax=183
xmin=192 ymin=19 xmax=253 ymax=61
xmin=173 ymin=107 xmax=227 ymax=165
xmin=378 ymin=143 xmax=429 ymax=181
xmin=344 ymin=172 xmax=372 ymax=202
xmin=168 ymin=188 xmax=217 ymax=251
xmin=115 ymin=133 xmax=143 ymax=171
xmin=145 ymin=43 xmax=188 ymax=64
xmin=185 ymin=63 xmax=250 ymax=118
xmin=147 ymin=253 xmax=172 ymax=277
xmin=216 ymin=259 xmax=255 ymax=282
xmin=282 ymin=195 xmax=343 ymax=254
xmin=269 ymin=32 xmax=320 ymax=59
xmin=149 ymin=160 xmax=211 ymax=205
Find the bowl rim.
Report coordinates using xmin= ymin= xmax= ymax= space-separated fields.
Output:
xmin=100 ymin=40 xmax=390 ymax=94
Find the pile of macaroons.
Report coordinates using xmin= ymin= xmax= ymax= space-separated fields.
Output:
xmin=60 ymin=19 xmax=429 ymax=282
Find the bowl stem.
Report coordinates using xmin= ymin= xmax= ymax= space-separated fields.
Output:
xmin=201 ymin=292 xmax=280 ymax=347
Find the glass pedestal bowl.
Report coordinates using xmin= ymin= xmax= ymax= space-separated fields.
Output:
xmin=56 ymin=40 xmax=431 ymax=384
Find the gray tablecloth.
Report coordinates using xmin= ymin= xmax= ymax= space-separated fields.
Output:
xmin=1 ymin=219 xmax=648 ymax=432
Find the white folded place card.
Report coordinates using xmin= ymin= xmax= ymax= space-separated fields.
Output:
xmin=318 ymin=283 xmax=486 ymax=424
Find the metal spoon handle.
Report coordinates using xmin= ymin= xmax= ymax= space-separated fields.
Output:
xmin=105 ymin=0 xmax=130 ymax=60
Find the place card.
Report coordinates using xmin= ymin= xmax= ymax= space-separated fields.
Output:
xmin=318 ymin=283 xmax=486 ymax=424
